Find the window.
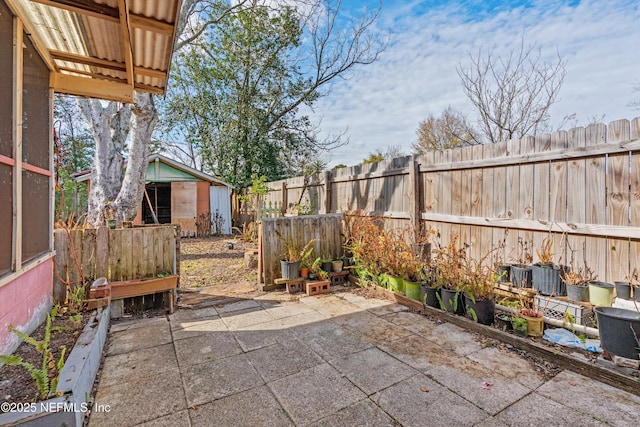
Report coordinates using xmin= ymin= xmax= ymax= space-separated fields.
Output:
xmin=20 ymin=34 xmax=51 ymax=263
xmin=0 ymin=0 xmax=13 ymax=275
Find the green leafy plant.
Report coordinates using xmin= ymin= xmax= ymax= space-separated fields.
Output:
xmin=277 ymin=232 xmax=316 ymax=263
xmin=0 ymin=308 xmax=67 ymax=400
xmin=310 ymin=257 xmax=329 ymax=280
xmin=512 ymin=316 xmax=528 ymax=335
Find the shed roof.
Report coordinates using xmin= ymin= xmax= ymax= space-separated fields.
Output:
xmin=146 ymin=154 xmax=233 ymax=187
xmin=6 ymin=0 xmax=181 ymax=102
xmin=74 ymin=154 xmax=234 ymax=188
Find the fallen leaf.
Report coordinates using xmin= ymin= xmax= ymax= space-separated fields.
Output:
xmin=420 ymin=386 xmax=429 ymax=392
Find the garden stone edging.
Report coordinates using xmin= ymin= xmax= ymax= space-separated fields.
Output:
xmin=0 ymin=306 xmax=110 ymax=427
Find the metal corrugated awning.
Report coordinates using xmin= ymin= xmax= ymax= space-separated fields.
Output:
xmin=6 ymin=0 xmax=181 ymax=102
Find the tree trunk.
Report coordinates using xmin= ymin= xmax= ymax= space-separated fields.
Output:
xmin=79 ymin=93 xmax=158 ymax=227
xmin=112 ymin=93 xmax=158 ymax=221
xmin=79 ymin=99 xmax=130 ymax=226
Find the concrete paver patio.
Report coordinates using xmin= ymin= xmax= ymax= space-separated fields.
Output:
xmin=89 ymin=289 xmax=640 ymax=426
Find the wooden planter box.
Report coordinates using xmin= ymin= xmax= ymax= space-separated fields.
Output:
xmin=0 ymin=307 xmax=110 ymax=427
xmin=110 ymin=275 xmax=179 ymax=313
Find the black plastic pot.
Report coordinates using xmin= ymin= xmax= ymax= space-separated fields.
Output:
xmin=532 ymin=264 xmax=567 ymax=296
xmin=510 ymin=264 xmax=532 ymax=288
xmin=594 ymin=307 xmax=640 ymax=360
xmin=463 ymin=294 xmax=495 ymax=325
xmin=495 ymin=313 xmax=513 ymax=331
xmin=440 ymin=288 xmax=464 ymax=315
xmin=421 ymin=284 xmax=441 ymax=309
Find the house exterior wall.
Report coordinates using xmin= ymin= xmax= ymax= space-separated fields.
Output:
xmin=0 ymin=2 xmax=55 ymax=357
xmin=0 ymin=260 xmax=52 ymax=355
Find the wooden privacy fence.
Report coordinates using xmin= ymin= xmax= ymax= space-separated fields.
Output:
xmin=253 ymin=117 xmax=640 ymax=283
xmin=53 ymin=225 xmax=179 ymax=303
xmin=260 ymin=214 xmax=344 ymax=286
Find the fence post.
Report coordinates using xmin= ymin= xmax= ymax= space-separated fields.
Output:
xmin=409 ymin=159 xmax=421 ymax=242
xmin=323 ymin=171 xmax=332 ymax=214
xmin=281 ymin=182 xmax=287 ymax=215
xmin=95 ymin=226 xmax=108 ymax=279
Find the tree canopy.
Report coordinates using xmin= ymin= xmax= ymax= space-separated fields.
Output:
xmin=161 ymin=0 xmax=384 ymax=188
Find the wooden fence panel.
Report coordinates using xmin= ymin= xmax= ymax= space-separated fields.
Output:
xmin=584 ymin=123 xmax=607 ymax=281
xmin=53 ymin=225 xmax=179 ymax=302
xmin=630 ymin=118 xmax=640 ymax=279
xmin=260 ymin=214 xmax=344 ymax=285
xmin=565 ymin=127 xmax=586 ymax=272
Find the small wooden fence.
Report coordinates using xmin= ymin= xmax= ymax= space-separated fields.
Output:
xmin=53 ymin=225 xmax=180 ymax=304
xmin=260 ymin=214 xmax=344 ymax=287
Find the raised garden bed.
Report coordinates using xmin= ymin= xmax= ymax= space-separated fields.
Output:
xmin=0 ymin=306 xmax=110 ymax=427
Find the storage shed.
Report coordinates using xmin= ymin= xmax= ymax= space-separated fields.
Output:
xmin=76 ymin=154 xmax=233 ymax=236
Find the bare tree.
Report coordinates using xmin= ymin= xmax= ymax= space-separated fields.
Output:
xmin=457 ymin=38 xmax=566 ymax=143
xmin=412 ymin=106 xmax=479 ymax=154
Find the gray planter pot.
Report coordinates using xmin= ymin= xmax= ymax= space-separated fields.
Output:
xmin=566 ymin=283 xmax=589 ymax=302
xmin=595 ymin=307 xmax=640 ymax=360
xmin=280 ymin=260 xmax=301 ymax=280
xmin=510 ymin=264 xmax=532 ymax=288
xmin=532 ymin=264 xmax=566 ymax=296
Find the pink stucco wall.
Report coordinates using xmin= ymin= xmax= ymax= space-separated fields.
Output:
xmin=0 ymin=258 xmax=53 ymax=356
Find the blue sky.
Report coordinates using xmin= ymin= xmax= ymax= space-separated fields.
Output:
xmin=307 ymin=0 xmax=640 ymax=167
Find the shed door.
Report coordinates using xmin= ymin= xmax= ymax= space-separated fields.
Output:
xmin=171 ymin=182 xmax=197 ymax=236
xmin=210 ymin=185 xmax=232 ymax=235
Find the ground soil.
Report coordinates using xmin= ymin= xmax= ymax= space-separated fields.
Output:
xmin=0 ymin=311 xmax=91 ymax=404
xmin=177 ymin=235 xmax=262 ymax=306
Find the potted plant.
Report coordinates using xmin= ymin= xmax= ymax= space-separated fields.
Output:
xmin=512 ymin=316 xmax=528 ymax=337
xmin=495 ymin=313 xmax=513 ymax=331
xmin=561 ymin=263 xmax=592 ymax=302
xmin=278 ymin=234 xmax=316 ymax=280
xmin=461 ymin=256 xmax=497 ymax=326
xmin=510 ymin=237 xmax=533 ymax=288
xmin=384 ymin=231 xmax=406 ymax=295
xmin=400 ymin=249 xmax=426 ymax=302
xmin=519 ymin=308 xmax=544 ymax=337
xmin=299 ymin=245 xmax=316 ymax=278
xmin=432 ymin=235 xmax=466 ymax=315
xmin=331 ymin=259 xmax=344 ymax=272
xmin=309 ymin=257 xmax=328 ymax=281
xmin=531 ymin=237 xmax=566 ymax=296
xmin=420 ymin=267 xmax=441 ymax=309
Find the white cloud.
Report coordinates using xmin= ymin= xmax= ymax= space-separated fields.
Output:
xmin=308 ymin=0 xmax=640 ymax=167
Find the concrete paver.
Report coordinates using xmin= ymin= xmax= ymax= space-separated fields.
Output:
xmin=173 ymin=331 xmax=243 ymax=367
xmin=181 ymin=352 xmax=264 ymax=406
xmin=89 ymin=290 xmax=640 ymax=426
xmin=268 ymin=362 xmax=367 ymax=425
xmin=496 ymin=392 xmax=606 ymax=426
xmin=372 ymin=373 xmax=490 ymax=427
xmin=189 ymin=386 xmax=292 ymax=427
xmin=330 ymin=347 xmax=417 ymax=395
xmin=247 ymin=338 xmax=324 ymax=382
